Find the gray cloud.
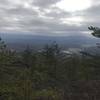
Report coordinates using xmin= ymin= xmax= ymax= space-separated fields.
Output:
xmin=0 ymin=0 xmax=99 ymax=36
xmin=32 ymin=0 xmax=60 ymax=8
xmin=76 ymin=3 xmax=100 ymax=27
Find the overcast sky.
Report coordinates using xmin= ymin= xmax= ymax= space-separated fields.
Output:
xmin=0 ymin=0 xmax=100 ymax=36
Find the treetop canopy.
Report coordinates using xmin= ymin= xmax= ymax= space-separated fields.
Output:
xmin=88 ymin=26 xmax=100 ymax=38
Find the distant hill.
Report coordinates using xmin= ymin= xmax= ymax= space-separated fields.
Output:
xmin=0 ymin=33 xmax=100 ymax=51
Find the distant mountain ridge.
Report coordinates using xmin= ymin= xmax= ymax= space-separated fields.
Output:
xmin=0 ymin=33 xmax=100 ymax=51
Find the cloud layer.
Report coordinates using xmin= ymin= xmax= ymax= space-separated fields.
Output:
xmin=0 ymin=0 xmax=99 ymax=36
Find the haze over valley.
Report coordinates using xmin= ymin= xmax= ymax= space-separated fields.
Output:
xmin=0 ymin=33 xmax=100 ymax=51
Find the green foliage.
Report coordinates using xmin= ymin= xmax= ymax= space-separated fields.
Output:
xmin=88 ymin=26 xmax=100 ymax=38
xmin=21 ymin=46 xmax=37 ymax=68
xmin=0 ymin=38 xmax=100 ymax=99
xmin=41 ymin=42 xmax=61 ymax=66
xmin=0 ymin=37 xmax=6 ymax=51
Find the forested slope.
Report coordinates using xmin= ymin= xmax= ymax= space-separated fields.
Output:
xmin=0 ymin=36 xmax=100 ymax=100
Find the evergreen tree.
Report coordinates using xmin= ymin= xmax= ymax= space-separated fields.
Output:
xmin=88 ymin=26 xmax=100 ymax=38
